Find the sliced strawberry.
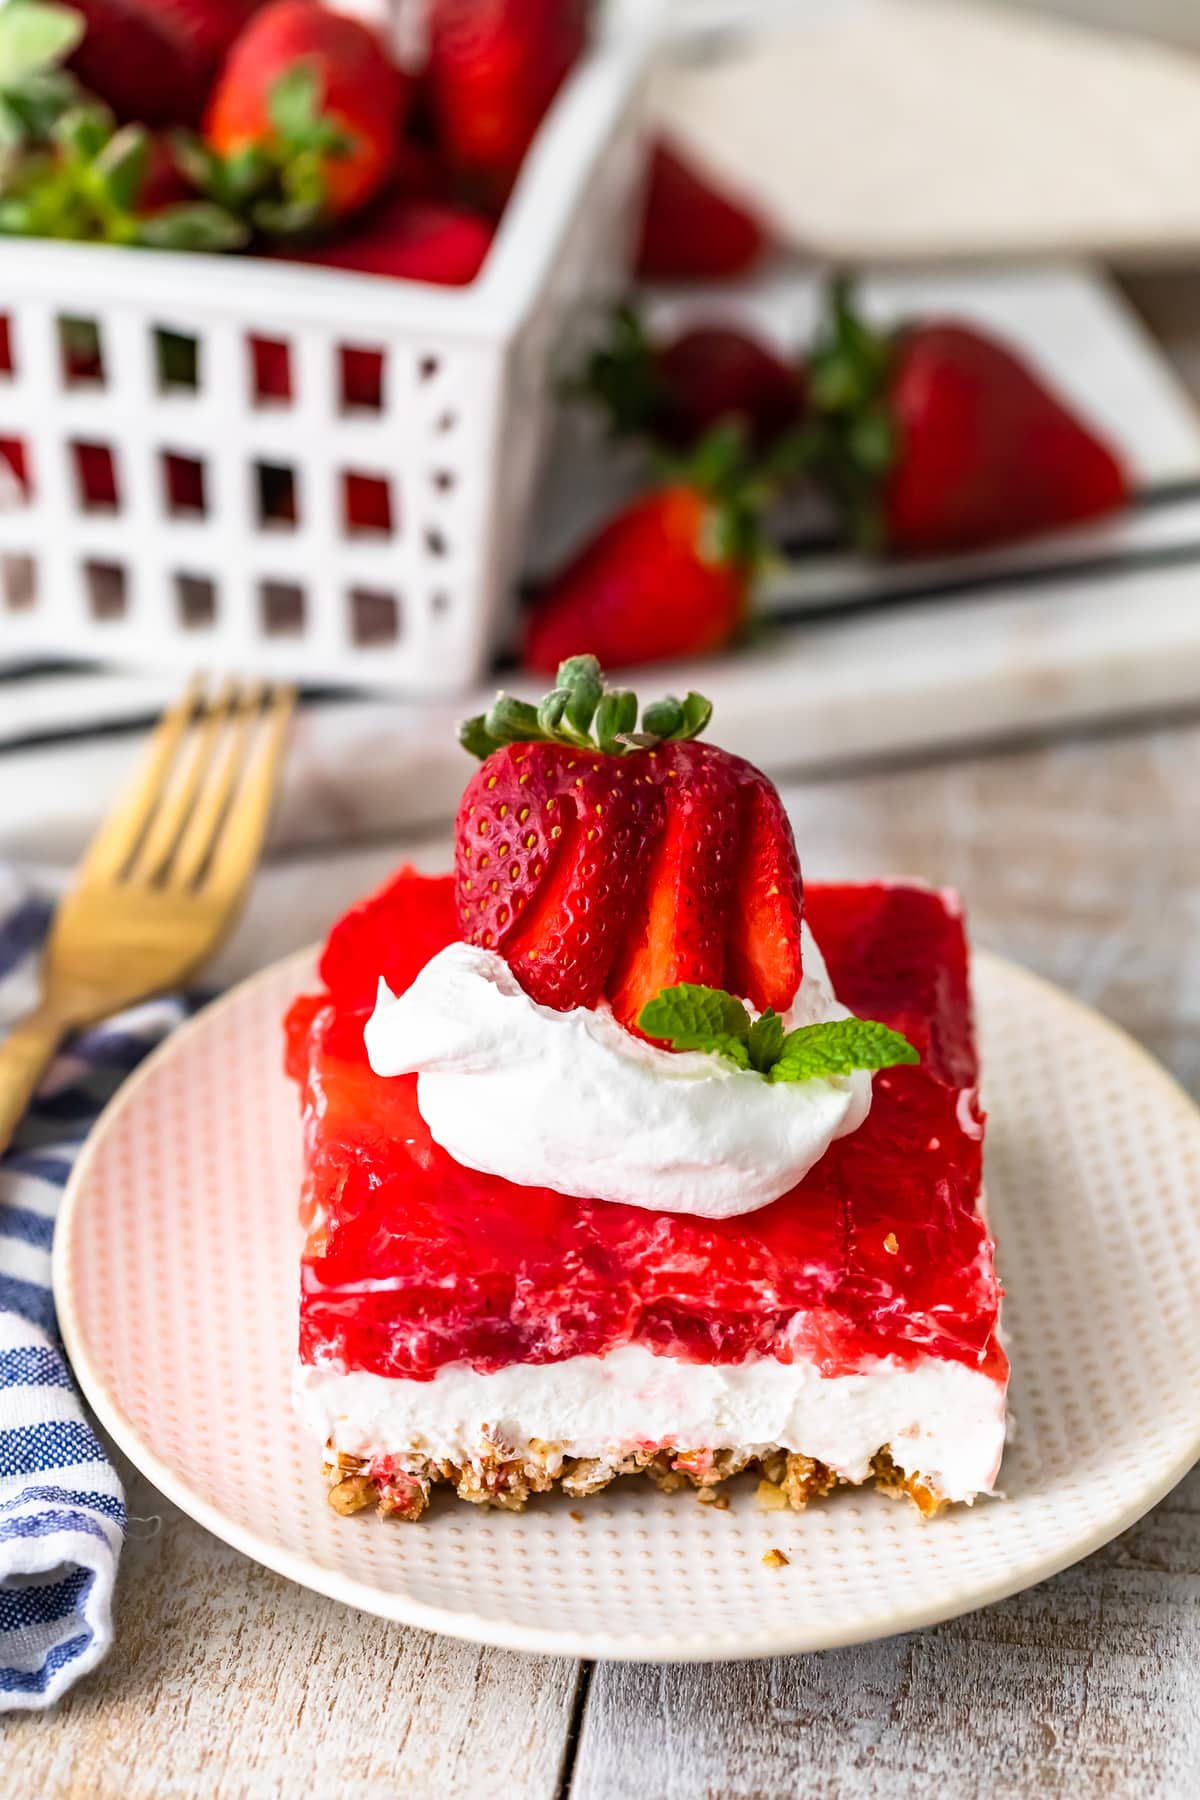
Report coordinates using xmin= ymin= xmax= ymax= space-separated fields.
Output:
xmin=724 ymin=767 xmax=804 ymax=1012
xmin=456 ymin=741 xmax=663 ymax=1011
xmin=457 ymin=661 xmax=805 ymax=1028
xmin=607 ymin=742 xmax=741 ymax=1034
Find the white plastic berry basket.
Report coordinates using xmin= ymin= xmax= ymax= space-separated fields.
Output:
xmin=0 ymin=18 xmax=654 ymax=697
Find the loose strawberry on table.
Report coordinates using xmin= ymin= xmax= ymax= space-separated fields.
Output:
xmin=803 ymin=277 xmax=1131 ymax=554
xmin=583 ymin=306 xmax=805 ymax=454
xmin=635 ymin=138 xmax=768 ymax=282
xmin=455 ymin=656 xmax=804 ymax=1030
xmin=523 ymin=428 xmax=767 ymax=675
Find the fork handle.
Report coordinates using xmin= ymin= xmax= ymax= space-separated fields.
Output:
xmin=0 ymin=1006 xmax=65 ymax=1156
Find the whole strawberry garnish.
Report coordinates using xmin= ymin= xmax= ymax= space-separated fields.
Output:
xmin=457 ymin=657 xmax=804 ymax=1027
xmin=68 ymin=0 xmax=263 ymax=128
xmin=274 ymin=193 xmax=492 ymax=283
xmin=197 ymin=0 xmax=409 ymax=234
xmin=523 ymin=427 xmax=766 ymax=675
xmin=803 ymin=277 xmax=1130 ymax=555
xmin=426 ymin=0 xmax=585 ymax=205
xmin=635 ymin=139 xmax=767 ymax=282
xmin=583 ymin=305 xmax=804 ymax=453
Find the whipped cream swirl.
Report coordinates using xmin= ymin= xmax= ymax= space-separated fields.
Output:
xmin=364 ymin=924 xmax=871 ymax=1220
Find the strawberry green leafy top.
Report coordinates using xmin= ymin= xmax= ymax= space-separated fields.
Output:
xmin=459 ymin=654 xmax=713 ymax=761
xmin=638 ymin=984 xmax=918 ymax=1083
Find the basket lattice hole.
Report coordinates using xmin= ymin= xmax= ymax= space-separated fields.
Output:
xmin=175 ymin=573 xmax=217 ymax=628
xmin=340 ymin=345 xmax=384 ymax=412
xmin=58 ymin=317 xmax=104 ymax=386
xmin=71 ymin=442 xmax=119 ymax=512
xmin=0 ymin=436 xmax=30 ymax=501
xmin=424 ymin=525 xmax=448 ymax=558
xmin=84 ymin=560 xmax=126 ymax=619
xmin=163 ymin=452 xmax=207 ymax=516
xmin=260 ymin=579 xmax=305 ymax=635
xmin=434 ymin=410 xmax=456 ymax=434
xmin=431 ymin=468 xmax=455 ymax=493
xmin=431 ymin=589 xmax=450 ymax=617
xmin=251 ymin=336 xmax=292 ymax=406
xmin=418 ymin=354 xmax=440 ymax=383
xmin=2 ymin=553 xmax=36 ymax=611
xmin=350 ymin=586 xmax=400 ymax=645
xmin=0 ymin=316 xmax=13 ymax=378
xmin=155 ymin=329 xmax=200 ymax=393
xmin=343 ymin=471 xmax=393 ymax=536
xmin=255 ymin=462 xmax=298 ymax=529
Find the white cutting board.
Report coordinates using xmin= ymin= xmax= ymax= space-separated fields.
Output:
xmin=652 ymin=0 xmax=1200 ymax=265
xmin=4 ymin=262 xmax=1200 ymax=864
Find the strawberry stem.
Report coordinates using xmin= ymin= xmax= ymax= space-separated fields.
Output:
xmin=459 ymin=655 xmax=714 ymax=761
xmin=796 ymin=274 xmax=900 ymax=550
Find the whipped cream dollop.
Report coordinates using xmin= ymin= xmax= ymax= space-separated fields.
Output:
xmin=364 ymin=924 xmax=871 ymax=1220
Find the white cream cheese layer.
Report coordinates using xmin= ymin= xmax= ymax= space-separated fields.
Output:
xmin=363 ymin=924 xmax=871 ymax=1219
xmin=295 ymin=1346 xmax=1007 ymax=1503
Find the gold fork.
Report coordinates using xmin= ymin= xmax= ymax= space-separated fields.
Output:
xmin=0 ymin=676 xmax=295 ymax=1153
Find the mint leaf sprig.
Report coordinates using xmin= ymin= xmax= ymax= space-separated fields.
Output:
xmin=637 ymin=983 xmax=918 ymax=1083
xmin=459 ymin=653 xmax=713 ymax=762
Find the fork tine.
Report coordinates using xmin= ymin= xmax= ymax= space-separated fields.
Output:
xmin=167 ymin=681 xmax=265 ymax=890
xmin=127 ymin=677 xmax=239 ymax=886
xmin=200 ymin=685 xmax=296 ymax=901
xmin=78 ymin=674 xmax=206 ymax=886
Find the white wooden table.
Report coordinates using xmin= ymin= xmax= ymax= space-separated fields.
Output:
xmin=3 ymin=273 xmax=1200 ymax=1793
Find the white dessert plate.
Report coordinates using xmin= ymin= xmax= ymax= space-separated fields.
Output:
xmin=54 ymin=946 xmax=1200 ymax=1662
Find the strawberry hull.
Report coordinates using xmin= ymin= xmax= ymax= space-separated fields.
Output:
xmin=289 ymin=871 xmax=1004 ymax=1392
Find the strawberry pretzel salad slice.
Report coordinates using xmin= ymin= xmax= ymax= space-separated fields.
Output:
xmin=285 ymin=658 xmax=1007 ymax=1521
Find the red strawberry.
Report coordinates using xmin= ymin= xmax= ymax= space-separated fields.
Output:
xmin=524 ymin=431 xmax=763 ymax=674
xmin=276 ymin=194 xmax=492 ymax=283
xmin=806 ymin=278 xmax=1131 ymax=554
xmin=456 ymin=660 xmax=805 ymax=1026
xmin=205 ymin=1 xmax=409 ymax=225
xmin=69 ymin=0 xmax=264 ymax=127
xmin=636 ymin=140 xmax=767 ymax=282
xmin=427 ymin=0 xmax=586 ymax=203
xmin=456 ymin=740 xmax=663 ymax=1012
xmin=0 ymin=439 xmax=28 ymax=497
xmin=584 ymin=306 xmax=804 ymax=452
xmin=605 ymin=740 xmax=742 ymax=1031
xmin=724 ymin=774 xmax=804 ymax=1013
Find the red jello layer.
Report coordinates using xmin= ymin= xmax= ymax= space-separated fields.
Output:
xmin=288 ymin=870 xmax=1003 ymax=1383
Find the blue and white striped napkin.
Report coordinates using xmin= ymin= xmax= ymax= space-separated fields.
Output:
xmin=0 ymin=867 xmax=191 ymax=1710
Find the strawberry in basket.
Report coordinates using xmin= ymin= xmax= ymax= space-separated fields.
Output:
xmin=67 ymin=0 xmax=263 ymax=128
xmin=275 ymin=192 xmax=493 ymax=285
xmin=427 ymin=0 xmax=587 ymax=205
xmin=193 ymin=0 xmax=410 ymax=234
